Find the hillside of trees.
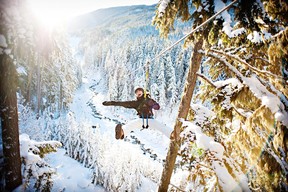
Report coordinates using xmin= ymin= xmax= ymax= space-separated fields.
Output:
xmin=68 ymin=4 xmax=193 ymax=112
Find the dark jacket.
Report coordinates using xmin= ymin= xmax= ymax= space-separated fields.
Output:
xmin=102 ymin=95 xmax=160 ymax=118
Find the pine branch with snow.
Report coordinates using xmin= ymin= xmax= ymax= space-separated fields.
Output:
xmin=19 ymin=134 xmax=61 ymax=191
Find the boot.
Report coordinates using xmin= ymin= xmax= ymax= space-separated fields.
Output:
xmin=115 ymin=124 xmax=124 ymax=140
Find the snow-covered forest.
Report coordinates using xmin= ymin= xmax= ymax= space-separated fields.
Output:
xmin=1 ymin=0 xmax=288 ymax=191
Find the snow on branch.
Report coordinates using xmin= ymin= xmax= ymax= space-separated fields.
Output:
xmin=247 ymin=31 xmax=272 ymax=44
xmin=230 ymin=103 xmax=250 ymax=118
xmin=20 ymin=134 xmax=62 ymax=158
xmin=0 ymin=34 xmax=10 ymax=55
xmin=215 ymin=78 xmax=245 ymax=115
xmin=242 ymin=76 xmax=288 ymax=126
xmin=271 ymin=27 xmax=287 ymax=40
xmin=210 ymin=49 xmax=282 ymax=79
xmin=204 ymin=50 xmax=288 ymax=127
xmin=180 ymin=120 xmax=224 ymax=159
xmin=255 ymin=74 xmax=288 ymax=107
xmin=196 ymin=70 xmax=249 ymax=118
xmin=190 ymin=104 xmax=215 ymax=126
xmin=265 ymin=142 xmax=288 ymax=176
xmin=196 ymin=72 xmax=217 ymax=88
xmin=214 ymin=77 xmax=243 ymax=90
xmin=158 ymin=0 xmax=171 ymax=17
xmin=0 ymin=34 xmax=8 ymax=48
xmin=180 ymin=120 xmax=246 ymax=191
xmin=214 ymin=0 xmax=245 ymax=38
xmin=20 ymin=134 xmax=61 ymax=191
xmin=201 ymin=49 xmax=245 ymax=81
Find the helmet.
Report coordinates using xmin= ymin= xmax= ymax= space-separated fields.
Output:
xmin=134 ymin=87 xmax=144 ymax=93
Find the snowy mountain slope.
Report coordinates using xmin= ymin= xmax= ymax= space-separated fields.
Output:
xmin=17 ymin=69 xmax=171 ymax=191
xmin=61 ymin=69 xmax=172 ymax=191
xmin=68 ymin=5 xmax=158 ymax=35
xmin=60 ymin=6 xmax=191 ymax=190
xmin=72 ymin=70 xmax=171 ymax=161
xmin=45 ymin=149 xmax=106 ymax=192
xmin=67 ymin=4 xmax=192 ymax=126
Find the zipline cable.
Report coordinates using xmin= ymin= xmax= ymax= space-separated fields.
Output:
xmin=127 ymin=0 xmax=238 ymax=129
xmin=128 ymin=0 xmax=238 ymax=76
xmin=144 ymin=61 xmax=150 ymax=99
xmin=143 ymin=61 xmax=150 ymax=128
xmin=149 ymin=0 xmax=238 ymax=63
xmin=142 ymin=0 xmax=238 ymax=102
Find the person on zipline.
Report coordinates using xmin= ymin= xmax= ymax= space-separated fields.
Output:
xmin=102 ymin=87 xmax=172 ymax=139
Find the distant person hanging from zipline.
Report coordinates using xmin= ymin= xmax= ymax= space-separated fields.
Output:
xmin=102 ymin=87 xmax=172 ymax=139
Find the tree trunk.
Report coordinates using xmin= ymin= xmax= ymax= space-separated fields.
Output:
xmin=0 ymin=54 xmax=22 ymax=191
xmin=158 ymin=38 xmax=203 ymax=192
xmin=25 ymin=53 xmax=35 ymax=105
xmin=59 ymin=81 xmax=63 ymax=112
xmin=36 ymin=56 xmax=42 ymax=115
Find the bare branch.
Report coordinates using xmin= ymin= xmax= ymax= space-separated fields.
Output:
xmin=230 ymin=103 xmax=249 ymax=119
xmin=196 ymin=72 xmax=217 ymax=88
xmin=199 ymin=50 xmax=245 ymax=82
xmin=209 ymin=49 xmax=282 ymax=79
xmin=252 ymin=57 xmax=271 ymax=65
xmin=169 ymin=183 xmax=186 ymax=192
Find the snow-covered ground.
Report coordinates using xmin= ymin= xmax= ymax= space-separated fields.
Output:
xmin=15 ymin=66 xmax=252 ymax=192
xmin=45 ymin=149 xmax=106 ymax=192
xmin=21 ymin=69 xmax=173 ymax=191
xmin=71 ymin=71 xmax=172 ymax=160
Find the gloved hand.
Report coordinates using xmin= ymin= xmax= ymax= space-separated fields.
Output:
xmin=102 ymin=101 xmax=114 ymax=106
xmin=146 ymin=99 xmax=154 ymax=107
xmin=146 ymin=99 xmax=160 ymax=110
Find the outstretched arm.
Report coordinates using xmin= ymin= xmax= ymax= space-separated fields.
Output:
xmin=102 ymin=101 xmax=138 ymax=109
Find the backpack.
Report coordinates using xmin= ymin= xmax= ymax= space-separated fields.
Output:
xmin=137 ymin=98 xmax=153 ymax=118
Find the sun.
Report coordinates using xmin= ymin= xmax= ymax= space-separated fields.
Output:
xmin=26 ymin=0 xmax=159 ymax=29
xmin=27 ymin=0 xmax=79 ymax=28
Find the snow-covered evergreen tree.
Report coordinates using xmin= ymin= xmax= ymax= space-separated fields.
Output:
xmin=153 ymin=0 xmax=288 ymax=191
